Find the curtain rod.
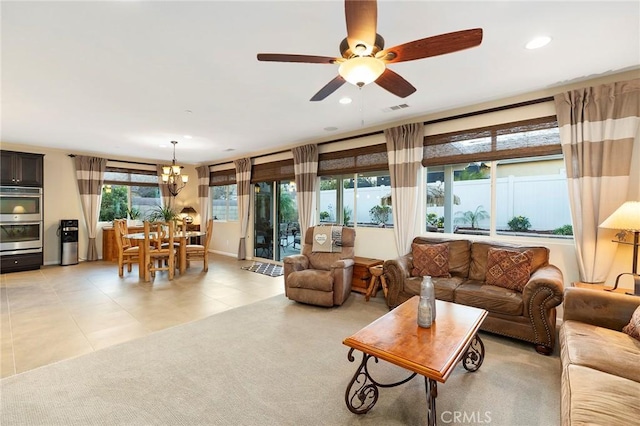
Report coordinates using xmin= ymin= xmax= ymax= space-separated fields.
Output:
xmin=68 ymin=154 xmax=157 ymax=167
xmin=207 ymin=96 xmax=555 ymax=168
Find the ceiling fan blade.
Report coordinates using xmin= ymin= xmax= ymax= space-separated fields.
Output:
xmin=257 ymin=54 xmax=338 ymax=64
xmin=377 ymin=28 xmax=483 ymax=64
xmin=345 ymin=0 xmax=377 ymax=53
xmin=310 ymin=76 xmax=346 ymax=102
xmin=375 ymin=69 xmax=416 ymax=98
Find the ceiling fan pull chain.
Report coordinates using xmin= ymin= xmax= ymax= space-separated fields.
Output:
xmin=359 ymin=87 xmax=365 ymax=127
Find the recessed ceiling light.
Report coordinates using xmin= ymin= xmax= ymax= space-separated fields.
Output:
xmin=525 ymin=36 xmax=552 ymax=50
xmin=324 ymin=126 xmax=338 ymax=131
xmin=183 ymin=135 xmax=192 ymax=139
xmin=339 ymin=97 xmax=352 ymax=105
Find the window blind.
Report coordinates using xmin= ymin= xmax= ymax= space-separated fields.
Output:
xmin=318 ymin=143 xmax=388 ymax=176
xmin=423 ymin=116 xmax=561 ymax=167
xmin=209 ymin=169 xmax=236 ymax=186
xmin=103 ymin=166 xmax=158 ymax=187
xmin=250 ymin=159 xmax=295 ymax=183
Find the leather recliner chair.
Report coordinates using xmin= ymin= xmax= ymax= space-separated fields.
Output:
xmin=283 ymin=226 xmax=356 ymax=307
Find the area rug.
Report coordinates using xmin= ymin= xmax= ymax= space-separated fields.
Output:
xmin=241 ymin=261 xmax=283 ymax=277
xmin=0 ymin=295 xmax=561 ymax=425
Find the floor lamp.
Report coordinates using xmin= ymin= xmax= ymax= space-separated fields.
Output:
xmin=599 ymin=201 xmax=640 ymax=296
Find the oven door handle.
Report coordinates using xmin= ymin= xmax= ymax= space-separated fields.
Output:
xmin=0 ymin=221 xmax=42 ymax=226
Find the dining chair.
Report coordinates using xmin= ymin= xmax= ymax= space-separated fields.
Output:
xmin=161 ymin=220 xmax=184 ymax=273
xmin=143 ymin=220 xmax=176 ymax=281
xmin=113 ymin=219 xmax=139 ymax=277
xmin=185 ymin=219 xmax=213 ymax=272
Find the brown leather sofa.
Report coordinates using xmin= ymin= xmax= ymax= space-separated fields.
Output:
xmin=283 ymin=226 xmax=355 ymax=307
xmin=384 ymin=236 xmax=564 ymax=354
xmin=560 ymin=287 xmax=640 ymax=425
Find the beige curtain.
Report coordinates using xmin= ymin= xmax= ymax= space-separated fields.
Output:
xmin=292 ymin=144 xmax=318 ymax=235
xmin=234 ymin=158 xmax=251 ymax=260
xmin=384 ymin=123 xmax=424 ymax=255
xmin=196 ymin=165 xmax=210 ymax=224
xmin=156 ymin=165 xmax=172 ymax=208
xmin=74 ymin=156 xmax=107 ymax=261
xmin=555 ymin=78 xmax=640 ymax=283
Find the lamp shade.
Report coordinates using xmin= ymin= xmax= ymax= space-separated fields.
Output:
xmin=338 ymin=57 xmax=385 ymax=86
xmin=599 ymin=201 xmax=640 ymax=231
xmin=181 ymin=206 xmax=197 ymax=214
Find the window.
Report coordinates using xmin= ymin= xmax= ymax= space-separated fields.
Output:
xmin=495 ymin=156 xmax=571 ymax=237
xmin=99 ymin=168 xmax=160 ymax=222
xmin=318 ymin=173 xmax=392 ymax=228
xmin=424 ymin=116 xmax=572 ymax=239
xmin=317 ymin=144 xmax=391 ymax=228
xmin=354 ymin=172 xmax=392 ymax=228
xmin=211 ymin=184 xmax=238 ymax=221
xmin=426 ymin=164 xmax=490 ymax=234
xmin=318 ymin=175 xmax=355 ymax=226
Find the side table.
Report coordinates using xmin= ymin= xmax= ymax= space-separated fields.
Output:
xmin=571 ymin=281 xmax=629 ymax=294
xmin=352 ymin=257 xmax=383 ymax=295
xmin=365 ymin=264 xmax=388 ymax=302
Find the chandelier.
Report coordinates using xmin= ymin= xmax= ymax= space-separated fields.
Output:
xmin=161 ymin=140 xmax=189 ymax=197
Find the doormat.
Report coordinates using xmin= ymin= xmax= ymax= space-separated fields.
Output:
xmin=241 ymin=262 xmax=284 ymax=277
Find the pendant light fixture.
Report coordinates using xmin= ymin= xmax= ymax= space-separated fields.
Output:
xmin=161 ymin=140 xmax=189 ymax=197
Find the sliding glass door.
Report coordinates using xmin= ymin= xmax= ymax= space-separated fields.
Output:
xmin=253 ymin=180 xmax=300 ymax=261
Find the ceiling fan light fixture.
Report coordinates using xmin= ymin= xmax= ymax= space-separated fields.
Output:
xmin=338 ymin=56 xmax=385 ymax=87
xmin=525 ymin=36 xmax=552 ymax=49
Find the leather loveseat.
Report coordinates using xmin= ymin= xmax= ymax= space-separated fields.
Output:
xmin=384 ymin=236 xmax=564 ymax=354
xmin=560 ymin=287 xmax=640 ymax=425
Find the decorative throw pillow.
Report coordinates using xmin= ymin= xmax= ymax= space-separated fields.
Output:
xmin=622 ymin=305 xmax=640 ymax=341
xmin=485 ymin=248 xmax=534 ymax=292
xmin=411 ymin=243 xmax=451 ymax=278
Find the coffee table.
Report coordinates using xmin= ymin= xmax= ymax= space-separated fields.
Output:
xmin=343 ymin=296 xmax=487 ymax=425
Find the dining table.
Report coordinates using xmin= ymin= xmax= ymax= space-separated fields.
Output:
xmin=124 ymin=230 xmax=207 ymax=278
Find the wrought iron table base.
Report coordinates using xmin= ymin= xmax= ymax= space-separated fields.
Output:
xmin=345 ymin=334 xmax=484 ymax=426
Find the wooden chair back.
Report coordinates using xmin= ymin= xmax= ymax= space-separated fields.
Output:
xmin=143 ymin=220 xmax=175 ymax=281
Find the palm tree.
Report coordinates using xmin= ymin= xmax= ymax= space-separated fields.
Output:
xmin=454 ymin=205 xmax=489 ymax=229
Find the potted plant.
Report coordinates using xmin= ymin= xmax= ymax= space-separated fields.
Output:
xmin=126 ymin=207 xmax=142 ymax=226
xmin=147 ymin=205 xmax=178 ymax=223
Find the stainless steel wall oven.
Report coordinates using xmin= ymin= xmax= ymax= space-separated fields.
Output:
xmin=0 ymin=187 xmax=43 ymax=255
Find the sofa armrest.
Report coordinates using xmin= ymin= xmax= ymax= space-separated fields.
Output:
xmin=283 ymin=254 xmax=309 ymax=270
xmin=563 ymin=287 xmax=640 ymax=331
xmin=330 ymin=259 xmax=355 ymax=306
xmin=384 ymin=254 xmax=412 ymax=307
xmin=331 ymin=258 xmax=354 ymax=269
xmin=522 ymin=264 xmax=565 ymax=314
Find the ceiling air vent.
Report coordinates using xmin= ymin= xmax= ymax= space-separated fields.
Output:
xmin=382 ymin=103 xmax=410 ymax=112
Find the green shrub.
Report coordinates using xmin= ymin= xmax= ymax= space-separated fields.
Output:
xmin=369 ymin=205 xmax=391 ymax=225
xmin=319 ymin=211 xmax=330 ymax=221
xmin=426 ymin=213 xmax=444 ymax=228
xmin=507 ymin=215 xmax=531 ymax=232
xmin=553 ymin=224 xmax=573 ymax=235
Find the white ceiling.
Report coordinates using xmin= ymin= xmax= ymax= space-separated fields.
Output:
xmin=2 ymin=1 xmax=639 ymax=165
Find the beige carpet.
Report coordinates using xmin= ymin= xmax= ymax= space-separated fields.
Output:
xmin=0 ymin=294 xmax=560 ymax=425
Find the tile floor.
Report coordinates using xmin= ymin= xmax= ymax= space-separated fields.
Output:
xmin=0 ymin=254 xmax=284 ymax=378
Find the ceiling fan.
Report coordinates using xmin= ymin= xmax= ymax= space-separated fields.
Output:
xmin=257 ymin=0 xmax=483 ymax=102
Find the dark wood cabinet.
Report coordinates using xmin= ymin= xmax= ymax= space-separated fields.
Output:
xmin=1 ymin=252 xmax=43 ymax=273
xmin=0 ymin=150 xmax=44 ymax=187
